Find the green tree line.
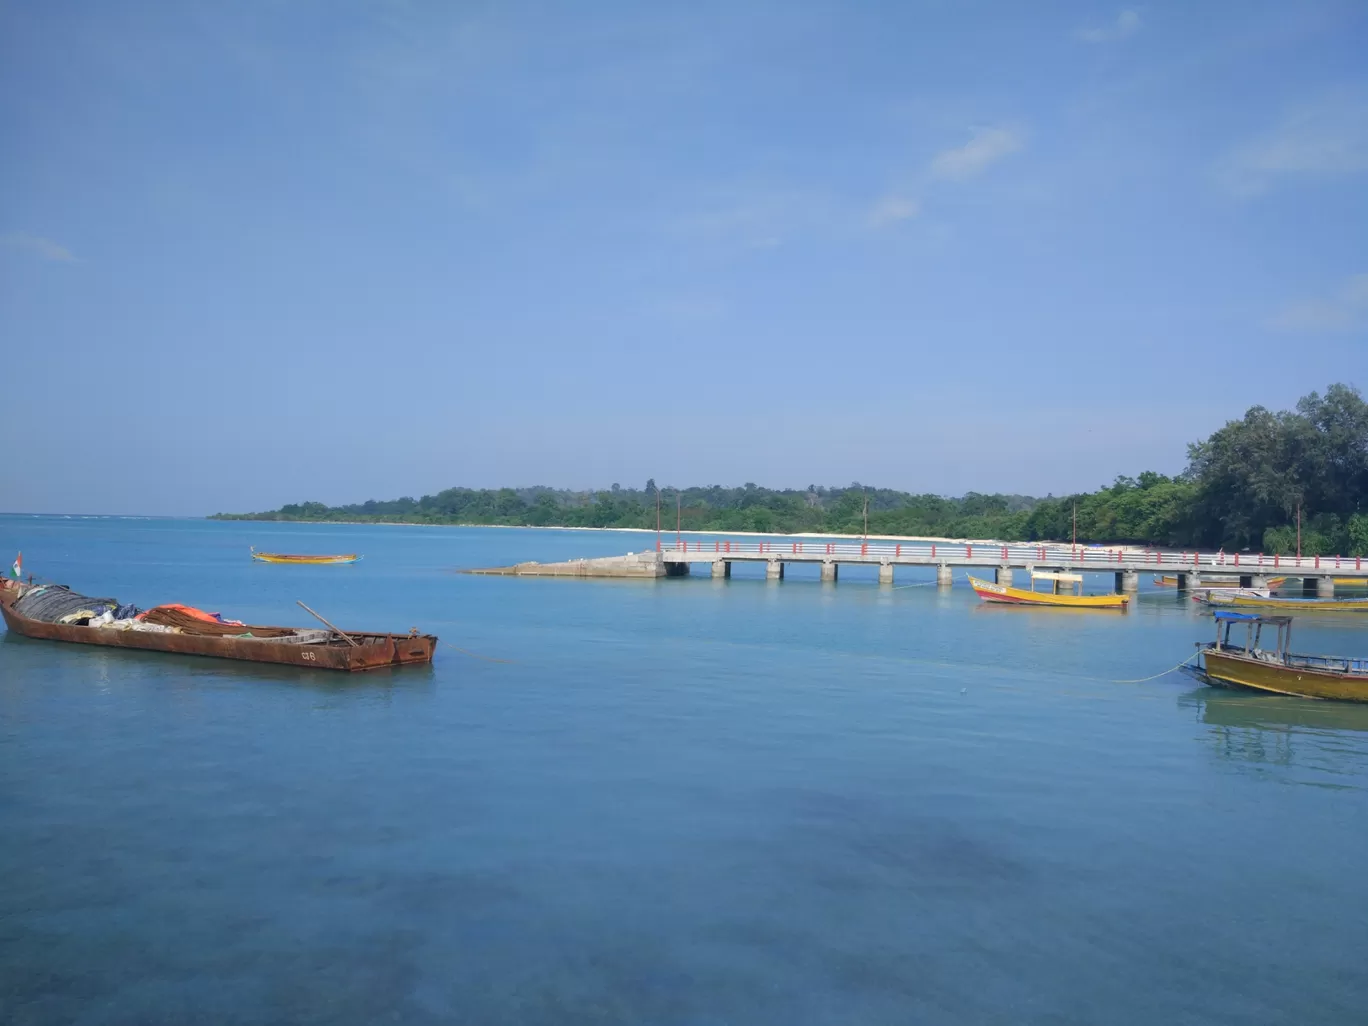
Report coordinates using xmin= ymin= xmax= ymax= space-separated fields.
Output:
xmin=213 ymin=383 xmax=1368 ymax=555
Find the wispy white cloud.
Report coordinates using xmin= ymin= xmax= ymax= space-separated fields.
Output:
xmin=1218 ymin=92 xmax=1368 ymax=197
xmin=1271 ymin=273 xmax=1368 ymax=333
xmin=929 ymin=127 xmax=1024 ymax=181
xmin=868 ymin=196 xmax=920 ymax=227
xmin=1 ymin=232 xmax=76 ymax=262
xmin=1076 ymin=10 xmax=1141 ymax=44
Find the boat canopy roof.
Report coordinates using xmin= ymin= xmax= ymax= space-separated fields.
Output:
xmin=1031 ymin=571 xmax=1083 ymax=583
xmin=1213 ymin=610 xmax=1292 ymax=625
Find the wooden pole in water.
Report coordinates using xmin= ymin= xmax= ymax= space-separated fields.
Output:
xmin=296 ymin=600 xmax=360 ymax=647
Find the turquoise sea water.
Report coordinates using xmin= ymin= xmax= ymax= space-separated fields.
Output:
xmin=3 ymin=515 xmax=1367 ymax=1025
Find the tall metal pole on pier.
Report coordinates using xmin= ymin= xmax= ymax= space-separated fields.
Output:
xmin=656 ymin=487 xmax=661 ymax=552
xmin=676 ymin=492 xmax=682 ymax=548
xmin=1297 ymin=502 xmax=1302 ymax=558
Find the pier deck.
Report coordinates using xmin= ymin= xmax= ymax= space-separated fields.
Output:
xmin=469 ymin=541 xmax=1367 ymax=594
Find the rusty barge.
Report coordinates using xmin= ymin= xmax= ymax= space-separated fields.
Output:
xmin=0 ymin=579 xmax=436 ymax=672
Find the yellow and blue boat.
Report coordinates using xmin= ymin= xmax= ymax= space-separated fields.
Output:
xmin=1198 ymin=612 xmax=1368 ymax=702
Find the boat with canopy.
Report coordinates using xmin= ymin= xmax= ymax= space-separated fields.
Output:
xmin=1197 ymin=611 xmax=1368 ymax=701
xmin=968 ymin=571 xmax=1129 ymax=609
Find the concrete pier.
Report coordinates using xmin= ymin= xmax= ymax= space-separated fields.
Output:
xmin=821 ymin=561 xmax=838 ymax=582
xmin=937 ymin=564 xmax=953 ymax=587
xmin=1177 ymin=572 xmax=1198 ymax=590
xmin=468 ymin=551 xmax=669 ymax=578
xmin=995 ymin=565 xmax=1013 ymax=587
xmin=1116 ymin=570 xmax=1139 ymax=593
xmin=879 ymin=563 xmax=894 ymax=585
xmin=766 ymin=560 xmax=784 ymax=581
xmin=711 ymin=560 xmax=730 ymax=579
xmin=1243 ymin=575 xmax=1269 ymax=590
xmin=1314 ymin=576 xmax=1335 ymax=598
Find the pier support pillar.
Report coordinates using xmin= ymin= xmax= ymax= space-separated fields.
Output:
xmin=1116 ymin=570 xmax=1139 ymax=593
xmin=1177 ymin=572 xmax=1198 ymax=591
xmin=664 ymin=561 xmax=690 ymax=577
xmin=878 ymin=563 xmax=894 ymax=585
xmin=1313 ymin=576 xmax=1335 ymax=598
xmin=766 ymin=560 xmax=785 ymax=582
xmin=995 ymin=565 xmax=1014 ymax=588
xmin=936 ymin=564 xmax=953 ymax=588
xmin=1243 ymin=575 xmax=1268 ymax=590
xmin=820 ymin=560 xmax=838 ymax=583
xmin=711 ymin=560 xmax=730 ymax=579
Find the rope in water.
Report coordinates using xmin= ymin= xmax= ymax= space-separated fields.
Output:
xmin=892 ymin=580 xmax=939 ymax=590
xmin=1107 ymin=651 xmax=1199 ymax=684
xmin=443 ymin=642 xmax=516 ymax=664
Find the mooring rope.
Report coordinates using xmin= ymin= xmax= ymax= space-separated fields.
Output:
xmin=1107 ymin=651 xmax=1199 ymax=684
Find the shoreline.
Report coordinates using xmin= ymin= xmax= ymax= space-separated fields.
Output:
xmin=205 ymin=517 xmax=1109 ymax=549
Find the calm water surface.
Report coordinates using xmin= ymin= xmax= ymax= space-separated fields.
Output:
xmin=3 ymin=516 xmax=1367 ymax=1024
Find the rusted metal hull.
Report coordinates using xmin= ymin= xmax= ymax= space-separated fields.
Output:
xmin=1 ymin=595 xmax=436 ymax=672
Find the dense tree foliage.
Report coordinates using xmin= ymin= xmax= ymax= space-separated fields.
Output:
xmin=213 ymin=384 xmax=1368 ymax=554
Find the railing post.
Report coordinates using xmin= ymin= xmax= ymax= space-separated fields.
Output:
xmin=1274 ymin=553 xmax=1279 ymax=568
xmin=1234 ymin=553 xmax=1239 ymax=567
xmin=896 ymin=543 xmax=901 ymax=557
xmin=967 ymin=544 xmax=973 ymax=560
xmin=931 ymin=544 xmax=936 ymax=559
xmin=1315 ymin=555 xmax=1320 ymax=569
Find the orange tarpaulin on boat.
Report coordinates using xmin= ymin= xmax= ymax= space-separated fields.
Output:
xmin=136 ymin=603 xmax=245 ymax=626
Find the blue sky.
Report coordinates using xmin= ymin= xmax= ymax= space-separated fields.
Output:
xmin=2 ymin=1 xmax=1365 ymax=515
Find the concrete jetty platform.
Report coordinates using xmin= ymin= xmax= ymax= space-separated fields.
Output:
xmin=467 ymin=551 xmax=688 ymax=579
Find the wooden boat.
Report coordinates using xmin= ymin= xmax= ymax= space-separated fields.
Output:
xmin=1 ymin=581 xmax=434 ymax=672
xmin=1197 ymin=611 xmax=1368 ymax=702
xmin=251 ymin=546 xmax=360 ymax=565
xmin=968 ymin=572 xmax=1129 ymax=609
xmin=1204 ymin=592 xmax=1368 ymax=613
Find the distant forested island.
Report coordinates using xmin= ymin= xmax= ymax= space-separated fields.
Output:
xmin=214 ymin=384 xmax=1368 ymax=555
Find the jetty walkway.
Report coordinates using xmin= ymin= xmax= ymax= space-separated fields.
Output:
xmin=472 ymin=540 xmax=1368 ymax=595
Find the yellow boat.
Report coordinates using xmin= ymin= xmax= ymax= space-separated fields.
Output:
xmin=1207 ymin=592 xmax=1368 ymax=613
xmin=968 ymin=572 xmax=1129 ymax=609
xmin=1198 ymin=612 xmax=1368 ymax=702
xmin=250 ymin=547 xmax=360 ymax=565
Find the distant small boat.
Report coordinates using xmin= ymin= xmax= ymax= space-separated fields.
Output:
xmin=968 ymin=572 xmax=1128 ymax=609
xmin=251 ymin=547 xmax=360 ymax=565
xmin=1197 ymin=611 xmax=1368 ymax=702
xmin=1204 ymin=592 xmax=1368 ymax=613
xmin=1153 ymin=574 xmax=1285 ymax=588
